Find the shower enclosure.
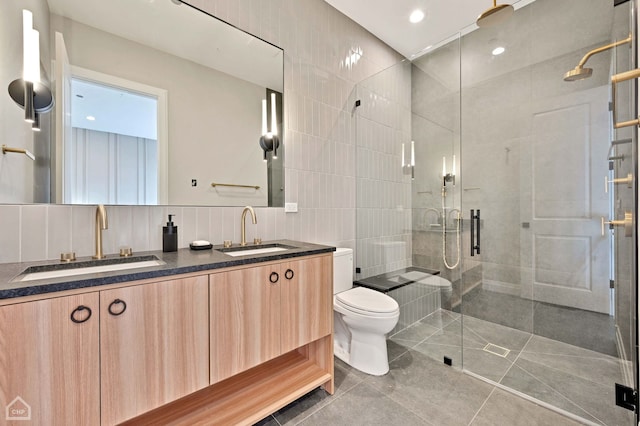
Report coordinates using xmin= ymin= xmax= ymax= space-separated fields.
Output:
xmin=354 ymin=0 xmax=637 ymax=424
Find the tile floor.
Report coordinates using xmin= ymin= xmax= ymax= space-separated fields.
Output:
xmin=255 ymin=309 xmax=634 ymax=426
xmin=460 ymin=288 xmax=617 ymax=356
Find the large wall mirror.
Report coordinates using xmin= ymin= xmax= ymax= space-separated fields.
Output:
xmin=0 ymin=0 xmax=284 ymax=207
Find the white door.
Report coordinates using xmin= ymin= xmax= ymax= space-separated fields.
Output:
xmin=520 ymin=85 xmax=610 ymax=313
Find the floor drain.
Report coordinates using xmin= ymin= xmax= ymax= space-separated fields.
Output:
xmin=483 ymin=343 xmax=510 ymax=358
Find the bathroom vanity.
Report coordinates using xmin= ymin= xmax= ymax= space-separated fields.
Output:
xmin=0 ymin=241 xmax=334 ymax=425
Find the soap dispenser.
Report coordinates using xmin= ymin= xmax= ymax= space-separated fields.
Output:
xmin=163 ymin=214 xmax=178 ymax=252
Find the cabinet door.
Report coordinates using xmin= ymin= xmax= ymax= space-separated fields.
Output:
xmin=281 ymin=254 xmax=333 ymax=353
xmin=0 ymin=293 xmax=100 ymax=426
xmin=100 ymin=276 xmax=209 ymax=425
xmin=210 ymin=264 xmax=281 ymax=384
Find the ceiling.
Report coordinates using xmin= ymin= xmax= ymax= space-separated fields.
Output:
xmin=324 ymin=0 xmax=535 ymax=59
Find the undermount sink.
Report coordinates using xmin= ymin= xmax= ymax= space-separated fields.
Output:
xmin=14 ymin=255 xmax=166 ymax=282
xmin=216 ymin=243 xmax=296 ymax=257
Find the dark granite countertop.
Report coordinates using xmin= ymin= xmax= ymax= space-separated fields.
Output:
xmin=0 ymin=240 xmax=335 ymax=300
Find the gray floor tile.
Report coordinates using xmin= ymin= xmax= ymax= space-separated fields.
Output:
xmin=523 ymin=334 xmax=614 ymax=359
xmin=420 ymin=309 xmax=460 ymax=329
xmin=297 ymin=382 xmax=430 ymax=426
xmin=272 ymin=361 xmax=365 ymax=425
xmin=462 ymin=287 xmax=534 ymax=332
xmin=367 ymin=349 xmax=494 ymax=425
xmin=506 ymin=357 xmax=633 ymax=425
xmin=470 ymin=388 xmax=582 ymax=426
xmin=462 ymin=347 xmax=516 ymax=383
xmin=463 ymin=316 xmax=532 ymax=352
xmin=413 ymin=320 xmax=464 ymax=367
xmin=460 ymin=287 xmax=616 ymax=356
xmin=390 ymin=320 xmax=439 ymax=342
xmin=533 ymin=302 xmax=616 ymax=357
xmin=333 ymin=360 xmax=367 ymax=395
xmin=387 ymin=338 xmax=412 ymax=362
xmin=500 ymin=363 xmax=603 ymax=424
xmin=518 ymin=350 xmax=623 ymax=387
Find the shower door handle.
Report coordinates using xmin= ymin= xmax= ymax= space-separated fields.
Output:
xmin=470 ymin=209 xmax=481 ymax=256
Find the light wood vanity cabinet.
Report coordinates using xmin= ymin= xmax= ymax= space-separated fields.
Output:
xmin=210 ymin=263 xmax=282 ymax=382
xmin=280 ymin=256 xmax=332 ymax=353
xmin=100 ymin=275 xmax=209 ymax=425
xmin=210 ymin=254 xmax=333 ymax=384
xmin=0 ymin=293 xmax=100 ymax=426
xmin=0 ymin=250 xmax=334 ymax=425
xmin=0 ymin=275 xmax=209 ymax=426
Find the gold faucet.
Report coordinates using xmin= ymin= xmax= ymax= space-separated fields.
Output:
xmin=93 ymin=204 xmax=108 ymax=259
xmin=240 ymin=206 xmax=257 ymax=246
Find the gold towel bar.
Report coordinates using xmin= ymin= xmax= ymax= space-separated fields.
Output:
xmin=2 ymin=145 xmax=35 ymax=160
xmin=211 ymin=182 xmax=260 ymax=190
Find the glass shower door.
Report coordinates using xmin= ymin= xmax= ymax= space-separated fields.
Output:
xmin=458 ymin=0 xmax=637 ymax=424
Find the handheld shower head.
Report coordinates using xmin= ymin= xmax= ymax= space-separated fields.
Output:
xmin=563 ymin=66 xmax=593 ymax=82
xmin=476 ymin=0 xmax=514 ymax=28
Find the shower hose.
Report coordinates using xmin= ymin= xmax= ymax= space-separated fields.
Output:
xmin=442 ymin=186 xmax=461 ymax=270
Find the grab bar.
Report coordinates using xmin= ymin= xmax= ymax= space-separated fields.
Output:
xmin=211 ymin=182 xmax=260 ymax=190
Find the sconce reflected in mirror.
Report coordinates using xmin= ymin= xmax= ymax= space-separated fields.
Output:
xmin=260 ymin=91 xmax=281 ymax=161
xmin=7 ymin=9 xmax=54 ymax=131
xmin=401 ymin=141 xmax=415 ymax=179
xmin=443 ymin=155 xmax=456 ymax=186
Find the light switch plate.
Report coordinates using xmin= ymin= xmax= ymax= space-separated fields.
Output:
xmin=285 ymin=203 xmax=298 ymax=213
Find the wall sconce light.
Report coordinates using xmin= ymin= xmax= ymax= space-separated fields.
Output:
xmin=8 ymin=10 xmax=53 ymax=131
xmin=401 ymin=141 xmax=415 ymax=179
xmin=442 ymin=155 xmax=456 ymax=186
xmin=259 ymin=92 xmax=280 ymax=162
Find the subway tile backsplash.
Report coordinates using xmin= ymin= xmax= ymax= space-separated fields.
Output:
xmin=1 ymin=205 xmax=285 ymax=263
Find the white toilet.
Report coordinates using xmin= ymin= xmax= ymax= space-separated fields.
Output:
xmin=333 ymin=248 xmax=400 ymax=376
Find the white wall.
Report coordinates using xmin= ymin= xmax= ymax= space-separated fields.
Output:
xmin=0 ymin=0 xmax=403 ymax=263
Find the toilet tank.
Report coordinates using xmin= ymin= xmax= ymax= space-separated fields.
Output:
xmin=333 ymin=248 xmax=353 ymax=294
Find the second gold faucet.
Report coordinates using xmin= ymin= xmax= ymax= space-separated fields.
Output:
xmin=240 ymin=206 xmax=257 ymax=246
xmin=93 ymin=204 xmax=108 ymax=259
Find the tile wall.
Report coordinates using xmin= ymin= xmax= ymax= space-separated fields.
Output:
xmin=0 ymin=0 xmax=404 ymax=264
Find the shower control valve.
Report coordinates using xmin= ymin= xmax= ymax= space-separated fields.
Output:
xmin=601 ymin=212 xmax=632 ymax=237
xmin=604 ymin=174 xmax=633 ymax=193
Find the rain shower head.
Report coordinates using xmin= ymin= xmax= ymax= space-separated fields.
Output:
xmin=564 ymin=35 xmax=632 ymax=82
xmin=563 ymin=66 xmax=593 ymax=82
xmin=476 ymin=0 xmax=514 ymax=28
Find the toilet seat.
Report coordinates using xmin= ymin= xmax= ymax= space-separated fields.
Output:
xmin=335 ymin=287 xmax=399 ymax=317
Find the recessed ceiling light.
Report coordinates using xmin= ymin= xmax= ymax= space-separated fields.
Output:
xmin=86 ymin=115 xmax=96 ymax=121
xmin=409 ymin=9 xmax=425 ymax=24
xmin=492 ymin=46 xmax=506 ymax=56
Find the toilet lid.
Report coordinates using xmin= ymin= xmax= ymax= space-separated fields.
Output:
xmin=336 ymin=287 xmax=399 ymax=314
